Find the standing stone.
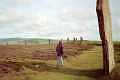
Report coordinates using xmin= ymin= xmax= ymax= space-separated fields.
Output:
xmin=96 ymin=0 xmax=115 ymax=74
xmin=48 ymin=39 xmax=51 ymax=46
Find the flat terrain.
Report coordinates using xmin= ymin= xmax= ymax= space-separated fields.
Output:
xmin=0 ymin=41 xmax=120 ymax=80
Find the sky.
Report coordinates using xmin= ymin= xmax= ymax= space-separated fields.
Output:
xmin=0 ymin=0 xmax=119 ymax=40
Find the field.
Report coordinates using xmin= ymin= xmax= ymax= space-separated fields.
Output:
xmin=0 ymin=41 xmax=120 ymax=80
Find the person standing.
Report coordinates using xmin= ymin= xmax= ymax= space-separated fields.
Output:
xmin=56 ymin=40 xmax=64 ymax=67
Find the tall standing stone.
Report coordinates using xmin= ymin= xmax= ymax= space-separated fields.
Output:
xmin=96 ymin=0 xmax=115 ymax=74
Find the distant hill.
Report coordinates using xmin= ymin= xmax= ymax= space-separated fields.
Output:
xmin=0 ymin=38 xmax=52 ymax=44
xmin=0 ymin=38 xmax=48 ymax=41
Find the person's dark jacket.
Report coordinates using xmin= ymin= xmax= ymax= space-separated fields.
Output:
xmin=56 ymin=44 xmax=63 ymax=56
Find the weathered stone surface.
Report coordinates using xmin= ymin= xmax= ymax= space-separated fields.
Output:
xmin=96 ymin=0 xmax=115 ymax=74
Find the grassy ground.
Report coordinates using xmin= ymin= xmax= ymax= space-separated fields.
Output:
xmin=0 ymin=41 xmax=119 ymax=80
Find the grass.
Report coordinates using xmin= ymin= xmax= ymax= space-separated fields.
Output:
xmin=0 ymin=41 xmax=119 ymax=80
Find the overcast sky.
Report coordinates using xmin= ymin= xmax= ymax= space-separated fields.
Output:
xmin=0 ymin=0 xmax=119 ymax=40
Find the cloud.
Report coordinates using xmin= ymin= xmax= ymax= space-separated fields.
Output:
xmin=16 ymin=0 xmax=32 ymax=4
xmin=0 ymin=1 xmax=99 ymax=40
xmin=0 ymin=0 xmax=119 ymax=40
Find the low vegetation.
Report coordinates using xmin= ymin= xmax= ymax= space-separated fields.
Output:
xmin=0 ymin=41 xmax=119 ymax=80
